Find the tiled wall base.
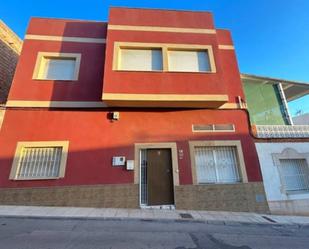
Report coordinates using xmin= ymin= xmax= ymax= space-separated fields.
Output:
xmin=175 ymin=182 xmax=269 ymax=213
xmin=0 ymin=182 xmax=269 ymax=213
xmin=0 ymin=184 xmax=139 ymax=208
xmin=269 ymin=199 xmax=309 ymax=216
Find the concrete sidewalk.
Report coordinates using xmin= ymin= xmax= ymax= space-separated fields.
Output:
xmin=0 ymin=205 xmax=309 ymax=226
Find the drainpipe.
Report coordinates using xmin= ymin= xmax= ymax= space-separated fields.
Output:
xmin=277 ymin=82 xmax=294 ymax=125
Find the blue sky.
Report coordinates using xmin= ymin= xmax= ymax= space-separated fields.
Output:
xmin=1 ymin=0 xmax=308 ymax=115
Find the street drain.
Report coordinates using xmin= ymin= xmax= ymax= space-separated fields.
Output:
xmin=262 ymin=216 xmax=277 ymax=223
xmin=179 ymin=213 xmax=193 ymax=219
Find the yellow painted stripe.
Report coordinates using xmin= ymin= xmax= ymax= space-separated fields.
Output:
xmin=218 ymin=45 xmax=235 ymax=50
xmin=25 ymin=35 xmax=106 ymax=44
xmin=5 ymin=100 xmax=243 ymax=109
xmin=102 ymin=93 xmax=228 ymax=102
xmin=6 ymin=101 xmax=107 ymax=108
xmin=108 ymin=25 xmax=216 ymax=34
xmin=219 ymin=103 xmax=244 ymax=109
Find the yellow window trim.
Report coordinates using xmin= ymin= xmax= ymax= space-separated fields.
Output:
xmin=32 ymin=52 xmax=81 ymax=81
xmin=9 ymin=141 xmax=69 ymax=180
xmin=113 ymin=42 xmax=217 ymax=73
xmin=218 ymin=45 xmax=235 ymax=50
xmin=189 ymin=140 xmax=248 ymax=185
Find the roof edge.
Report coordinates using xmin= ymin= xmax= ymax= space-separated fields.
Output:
xmin=241 ymin=73 xmax=309 ymax=86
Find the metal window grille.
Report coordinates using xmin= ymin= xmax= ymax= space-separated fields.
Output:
xmin=16 ymin=146 xmax=63 ymax=179
xmin=140 ymin=149 xmax=148 ymax=205
xmin=192 ymin=124 xmax=235 ymax=132
xmin=279 ymin=159 xmax=309 ymax=192
xmin=194 ymin=146 xmax=241 ymax=184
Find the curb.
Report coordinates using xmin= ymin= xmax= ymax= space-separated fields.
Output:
xmin=0 ymin=214 xmax=304 ymax=229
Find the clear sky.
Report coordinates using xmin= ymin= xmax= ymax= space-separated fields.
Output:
xmin=1 ymin=0 xmax=308 ymax=115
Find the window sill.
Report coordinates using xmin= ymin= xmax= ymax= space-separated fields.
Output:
xmin=114 ymin=69 xmax=163 ymax=73
xmin=167 ymin=70 xmax=215 ymax=74
xmin=11 ymin=177 xmax=62 ymax=181
xmin=196 ymin=182 xmax=242 ymax=185
xmin=33 ymin=78 xmax=78 ymax=82
xmin=286 ymin=190 xmax=309 ymax=195
xmin=113 ymin=69 xmax=216 ymax=74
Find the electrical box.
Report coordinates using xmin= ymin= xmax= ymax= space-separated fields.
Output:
xmin=126 ymin=160 xmax=134 ymax=170
xmin=112 ymin=112 xmax=120 ymax=120
xmin=112 ymin=156 xmax=126 ymax=166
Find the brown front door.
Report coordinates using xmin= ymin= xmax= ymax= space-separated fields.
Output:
xmin=147 ymin=149 xmax=174 ymax=205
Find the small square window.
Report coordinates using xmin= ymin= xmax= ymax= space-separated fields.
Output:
xmin=33 ymin=53 xmax=81 ymax=81
xmin=118 ymin=48 xmax=163 ymax=71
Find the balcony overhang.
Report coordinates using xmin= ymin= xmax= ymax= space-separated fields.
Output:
xmin=102 ymin=93 xmax=229 ymax=108
xmin=241 ymin=73 xmax=309 ymax=101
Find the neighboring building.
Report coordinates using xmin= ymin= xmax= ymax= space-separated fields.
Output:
xmin=0 ymin=20 xmax=22 ymax=130
xmin=0 ymin=7 xmax=269 ymax=213
xmin=293 ymin=113 xmax=309 ymax=125
xmin=242 ymin=74 xmax=309 ymax=215
xmin=0 ymin=20 xmax=22 ymax=103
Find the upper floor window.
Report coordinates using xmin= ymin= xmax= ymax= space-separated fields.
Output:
xmin=113 ymin=42 xmax=216 ymax=73
xmin=118 ymin=48 xmax=163 ymax=71
xmin=33 ymin=52 xmax=81 ymax=81
xmin=168 ymin=50 xmax=211 ymax=72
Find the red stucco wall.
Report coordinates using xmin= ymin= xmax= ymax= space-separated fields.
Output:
xmin=0 ymin=109 xmax=262 ymax=188
xmin=8 ymin=19 xmax=107 ymax=102
xmin=103 ymin=8 xmax=242 ymax=103
xmin=0 ymin=8 xmax=262 ymax=191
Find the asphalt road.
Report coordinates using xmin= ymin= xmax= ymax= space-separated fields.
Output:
xmin=0 ymin=217 xmax=309 ymax=249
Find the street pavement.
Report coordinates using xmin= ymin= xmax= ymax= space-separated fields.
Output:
xmin=1 ymin=205 xmax=309 ymax=225
xmin=0 ymin=216 xmax=309 ymax=249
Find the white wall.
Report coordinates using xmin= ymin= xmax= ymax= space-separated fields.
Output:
xmin=255 ymin=142 xmax=309 ymax=215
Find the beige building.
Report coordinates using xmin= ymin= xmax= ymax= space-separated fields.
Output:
xmin=0 ymin=20 xmax=22 ymax=104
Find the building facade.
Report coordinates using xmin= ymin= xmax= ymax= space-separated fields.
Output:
xmin=242 ymin=74 xmax=309 ymax=215
xmin=0 ymin=8 xmax=273 ymax=212
xmin=0 ymin=20 xmax=22 ymax=128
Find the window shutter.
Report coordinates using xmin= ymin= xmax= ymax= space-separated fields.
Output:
xmin=119 ymin=48 xmax=163 ymax=71
xmin=168 ymin=50 xmax=210 ymax=72
xmin=44 ymin=58 xmax=76 ymax=80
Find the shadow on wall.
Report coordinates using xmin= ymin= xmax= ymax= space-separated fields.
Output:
xmin=49 ymin=21 xmax=107 ymax=102
xmin=0 ymin=39 xmax=19 ymax=104
xmin=0 ymin=22 xmax=263 ymax=189
xmin=0 ymin=123 xmax=263 ymax=189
